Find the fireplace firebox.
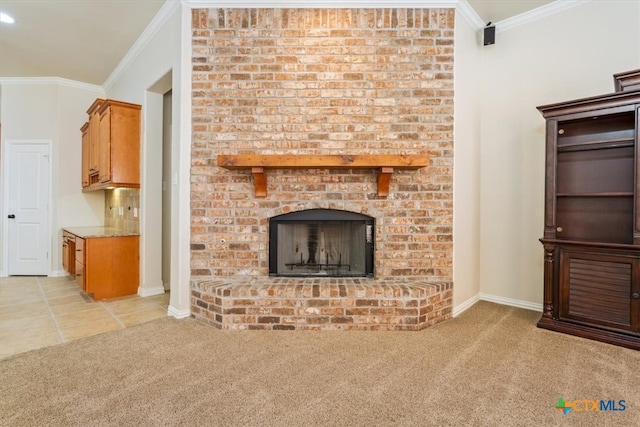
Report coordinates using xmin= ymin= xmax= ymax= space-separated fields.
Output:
xmin=269 ymin=209 xmax=374 ymax=277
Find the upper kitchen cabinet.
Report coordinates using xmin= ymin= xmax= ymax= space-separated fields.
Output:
xmin=81 ymin=98 xmax=141 ymax=191
xmin=86 ymin=98 xmax=104 ymax=178
xmin=80 ymin=121 xmax=90 ymax=188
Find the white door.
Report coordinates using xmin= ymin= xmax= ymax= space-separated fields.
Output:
xmin=6 ymin=141 xmax=51 ymax=275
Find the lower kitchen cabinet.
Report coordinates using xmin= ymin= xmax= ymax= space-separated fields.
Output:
xmin=63 ymin=229 xmax=139 ymax=300
xmin=62 ymin=231 xmax=76 ymax=277
xmin=75 ymin=237 xmax=85 ymax=291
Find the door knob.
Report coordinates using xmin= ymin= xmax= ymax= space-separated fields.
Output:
xmin=7 ymin=214 xmax=15 ymax=219
xmin=632 ymin=292 xmax=640 ymax=300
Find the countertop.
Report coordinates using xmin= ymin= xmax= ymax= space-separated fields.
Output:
xmin=63 ymin=226 xmax=139 ymax=238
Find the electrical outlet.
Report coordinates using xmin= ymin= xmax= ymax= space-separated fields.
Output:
xmin=119 ymin=207 xmax=124 ymax=216
xmin=133 ymin=208 xmax=138 ymax=217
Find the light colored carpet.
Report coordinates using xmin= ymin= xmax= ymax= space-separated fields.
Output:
xmin=1 ymin=301 xmax=638 ymax=426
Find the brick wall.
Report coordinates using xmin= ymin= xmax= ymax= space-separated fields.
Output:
xmin=191 ymin=7 xmax=454 ymax=285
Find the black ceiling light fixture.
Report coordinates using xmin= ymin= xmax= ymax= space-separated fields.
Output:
xmin=484 ymin=22 xmax=495 ymax=46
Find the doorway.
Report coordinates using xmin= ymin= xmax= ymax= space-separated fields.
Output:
xmin=141 ymin=71 xmax=173 ymax=296
xmin=2 ymin=140 xmax=52 ymax=275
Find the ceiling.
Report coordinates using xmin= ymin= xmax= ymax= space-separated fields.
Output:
xmin=467 ymin=0 xmax=554 ymax=25
xmin=0 ymin=0 xmax=166 ymax=86
xmin=0 ymin=0 xmax=554 ymax=87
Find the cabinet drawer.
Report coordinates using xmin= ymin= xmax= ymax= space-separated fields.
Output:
xmin=62 ymin=232 xmax=76 ymax=276
xmin=74 ymin=237 xmax=85 ymax=290
xmin=75 ymin=237 xmax=85 ymax=261
xmin=75 ymin=260 xmax=85 ymax=290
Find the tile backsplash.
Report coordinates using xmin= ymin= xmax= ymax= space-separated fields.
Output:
xmin=105 ymin=188 xmax=140 ymax=233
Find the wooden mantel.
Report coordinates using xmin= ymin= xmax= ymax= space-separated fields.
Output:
xmin=216 ymin=154 xmax=430 ymax=197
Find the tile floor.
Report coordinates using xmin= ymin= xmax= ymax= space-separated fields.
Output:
xmin=0 ymin=275 xmax=169 ymax=359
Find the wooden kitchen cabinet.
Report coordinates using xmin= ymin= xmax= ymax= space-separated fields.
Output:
xmin=81 ymin=98 xmax=141 ymax=191
xmin=86 ymin=98 xmax=104 ymax=186
xmin=63 ymin=229 xmax=139 ymax=300
xmin=536 ymin=70 xmax=640 ymax=350
xmin=84 ymin=235 xmax=139 ymax=300
xmin=62 ymin=231 xmax=76 ymax=277
xmin=97 ymin=99 xmax=141 ymax=187
xmin=80 ymin=122 xmax=90 ymax=188
xmin=74 ymin=237 xmax=85 ymax=291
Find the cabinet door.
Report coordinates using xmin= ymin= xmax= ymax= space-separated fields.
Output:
xmin=62 ymin=232 xmax=76 ymax=276
xmin=74 ymin=237 xmax=85 ymax=290
xmin=81 ymin=123 xmax=90 ymax=187
xmin=88 ymin=106 xmax=101 ymax=173
xmin=99 ymin=107 xmax=112 ymax=183
xmin=85 ymin=236 xmax=139 ymax=300
xmin=62 ymin=239 xmax=68 ymax=273
xmin=559 ymin=249 xmax=639 ymax=333
xmin=105 ymin=102 xmax=140 ymax=186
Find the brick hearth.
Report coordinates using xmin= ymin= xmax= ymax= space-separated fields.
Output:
xmin=192 ymin=279 xmax=452 ymax=330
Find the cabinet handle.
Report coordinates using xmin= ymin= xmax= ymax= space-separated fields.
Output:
xmin=556 ymin=226 xmax=563 ymax=232
xmin=75 ymin=274 xmax=82 ymax=277
xmin=632 ymin=293 xmax=640 ymax=300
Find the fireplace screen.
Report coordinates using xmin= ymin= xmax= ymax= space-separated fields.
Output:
xmin=269 ymin=209 xmax=374 ymax=277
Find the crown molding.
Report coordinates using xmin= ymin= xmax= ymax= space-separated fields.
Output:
xmin=0 ymin=77 xmax=103 ymax=92
xmin=102 ymin=0 xmax=182 ymax=91
xmin=99 ymin=0 xmax=590 ymax=93
xmin=497 ymin=0 xmax=588 ymax=33
xmin=456 ymin=0 xmax=484 ymax=30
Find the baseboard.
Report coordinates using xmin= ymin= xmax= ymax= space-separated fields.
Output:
xmin=167 ymin=305 xmax=191 ymax=319
xmin=479 ymin=293 xmax=543 ymax=312
xmin=452 ymin=294 xmax=480 ymax=317
xmin=453 ymin=293 xmax=542 ymax=316
xmin=49 ymin=270 xmax=67 ymax=278
xmin=138 ymin=285 xmax=166 ymax=297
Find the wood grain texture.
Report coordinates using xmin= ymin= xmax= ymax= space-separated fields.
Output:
xmin=218 ymin=154 xmax=429 ymax=197
xmin=217 ymin=154 xmax=430 ymax=169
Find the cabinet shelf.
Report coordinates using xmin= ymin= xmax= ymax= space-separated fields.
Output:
xmin=557 ymin=138 xmax=634 ymax=152
xmin=557 ymin=192 xmax=633 ymax=197
xmin=217 ymin=153 xmax=430 ymax=197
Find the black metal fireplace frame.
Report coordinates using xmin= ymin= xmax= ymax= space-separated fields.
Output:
xmin=268 ymin=209 xmax=375 ymax=278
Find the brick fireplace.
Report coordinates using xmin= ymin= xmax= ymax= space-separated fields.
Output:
xmin=189 ymin=8 xmax=454 ymax=330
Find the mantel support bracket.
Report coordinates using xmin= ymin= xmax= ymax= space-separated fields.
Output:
xmin=251 ymin=167 xmax=267 ymax=197
xmin=377 ymin=167 xmax=394 ymax=197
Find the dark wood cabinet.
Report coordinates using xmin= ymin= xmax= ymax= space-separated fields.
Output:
xmin=537 ymin=70 xmax=640 ymax=350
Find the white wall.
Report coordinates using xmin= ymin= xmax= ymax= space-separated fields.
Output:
xmin=0 ymin=80 xmax=105 ymax=276
xmin=478 ymin=0 xmax=640 ymax=308
xmin=104 ymin=4 xmax=190 ymax=315
xmin=452 ymin=10 xmax=482 ymax=312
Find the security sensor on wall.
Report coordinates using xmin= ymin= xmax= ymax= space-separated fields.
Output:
xmin=484 ymin=22 xmax=495 ymax=46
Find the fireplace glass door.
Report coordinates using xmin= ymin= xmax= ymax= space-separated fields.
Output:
xmin=269 ymin=209 xmax=374 ymax=277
